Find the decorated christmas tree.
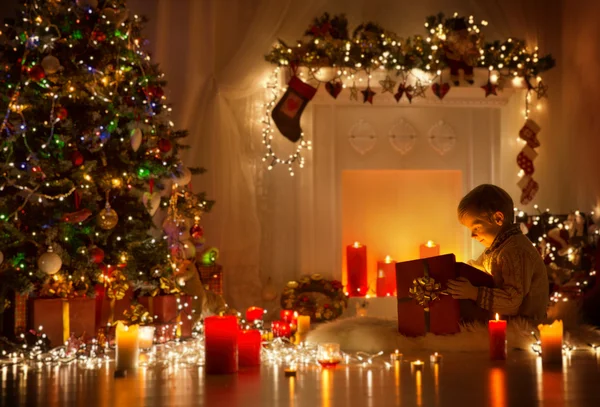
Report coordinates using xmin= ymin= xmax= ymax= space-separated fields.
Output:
xmin=0 ymin=0 xmax=212 ymax=306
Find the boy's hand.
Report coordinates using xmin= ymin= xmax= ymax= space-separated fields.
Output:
xmin=447 ymin=277 xmax=478 ymax=300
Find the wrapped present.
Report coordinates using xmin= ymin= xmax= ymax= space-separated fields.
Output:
xmin=197 ymin=264 xmax=223 ymax=295
xmin=29 ymin=297 xmax=96 ymax=347
xmin=396 ymin=254 xmax=494 ymax=337
xmin=98 ymin=287 xmax=133 ymax=328
xmin=139 ymin=294 xmax=195 ymax=338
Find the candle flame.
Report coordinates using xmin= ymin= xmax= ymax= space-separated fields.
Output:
xmin=353 ymin=241 xmax=361 ymax=248
xmin=495 ymin=313 xmax=499 ymax=321
xmin=426 ymin=240 xmax=436 ymax=248
xmin=385 ymin=255 xmax=392 ymax=263
xmin=395 ymin=349 xmax=399 ymax=354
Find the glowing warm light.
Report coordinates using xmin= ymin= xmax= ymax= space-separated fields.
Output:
xmin=353 ymin=241 xmax=361 ymax=248
xmin=426 ymin=240 xmax=436 ymax=248
xmin=384 ymin=255 xmax=392 ymax=263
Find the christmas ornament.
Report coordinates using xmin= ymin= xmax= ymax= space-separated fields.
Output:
xmin=89 ymin=247 xmax=104 ymax=264
xmin=71 ymin=150 xmax=84 ymax=166
xmin=190 ymin=223 xmax=204 ymax=240
xmin=361 ymin=86 xmax=376 ymax=104
xmin=97 ymin=202 xmax=119 ymax=230
xmin=157 ymin=138 xmax=172 ymax=153
xmin=61 ymin=208 xmax=92 ymax=223
xmin=146 ymin=85 xmax=164 ymax=100
xmin=412 ymin=80 xmax=428 ymax=99
xmin=41 ymin=55 xmax=61 ymax=75
xmin=432 ymin=82 xmax=450 ymax=100
xmin=517 ymin=145 xmax=537 ymax=175
xmin=444 ymin=17 xmax=479 ymax=85
xmin=481 ymin=80 xmax=498 ymax=97
xmin=519 ymin=119 xmax=541 ymax=148
xmin=76 ymin=0 xmax=98 ymax=8
xmin=517 ymin=119 xmax=541 ymax=205
xmin=271 ymin=76 xmax=317 ymax=142
xmin=172 ymin=239 xmax=196 ymax=259
xmin=394 ymin=83 xmax=414 ymax=103
xmin=201 ymin=247 xmax=219 ymax=265
xmin=91 ymin=30 xmax=107 ymax=42
xmin=325 ymin=80 xmax=343 ymax=99
xmin=535 ymin=81 xmax=549 ymax=99
xmin=379 ymin=75 xmax=396 ymax=94
xmin=37 ymin=247 xmax=62 ymax=275
xmin=142 ymin=191 xmax=161 ymax=216
xmin=29 ymin=66 xmax=45 ymax=81
xmin=262 ymin=277 xmax=278 ymax=302
xmin=56 ymin=107 xmax=68 ymax=120
xmin=172 ymin=166 xmax=192 ymax=186
xmin=130 ymin=128 xmax=142 ymax=151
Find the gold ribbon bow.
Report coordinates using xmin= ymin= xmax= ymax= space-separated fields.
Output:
xmin=408 ymin=275 xmax=444 ymax=312
xmin=159 ymin=276 xmax=181 ymax=295
xmin=122 ymin=304 xmax=153 ymax=325
xmin=107 ymin=270 xmax=129 ymax=300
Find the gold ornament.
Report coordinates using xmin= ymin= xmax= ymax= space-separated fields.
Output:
xmin=97 ymin=201 xmax=119 ymax=230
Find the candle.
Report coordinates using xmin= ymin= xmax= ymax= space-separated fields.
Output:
xmin=489 ymin=313 xmax=507 ymax=360
xmin=238 ymin=329 xmax=261 ymax=367
xmin=317 ymin=343 xmax=342 ymax=367
xmin=272 ymin=320 xmax=291 ymax=338
xmin=138 ymin=325 xmax=155 ymax=349
xmin=346 ymin=242 xmax=368 ymax=297
xmin=115 ymin=322 xmax=140 ymax=372
xmin=204 ymin=315 xmax=238 ymax=374
xmin=411 ymin=360 xmax=424 ymax=371
xmin=538 ymin=320 xmax=563 ymax=364
xmin=284 ymin=364 xmax=297 ymax=377
xmin=376 ymin=255 xmax=396 ymax=297
xmin=297 ymin=315 xmax=310 ymax=334
xmin=429 ymin=352 xmax=443 ymax=363
xmin=246 ymin=306 xmax=264 ymax=322
xmin=419 ymin=240 xmax=440 ymax=259
xmin=390 ymin=349 xmax=403 ymax=362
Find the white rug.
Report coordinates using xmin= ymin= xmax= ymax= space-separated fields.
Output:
xmin=305 ymin=301 xmax=600 ymax=353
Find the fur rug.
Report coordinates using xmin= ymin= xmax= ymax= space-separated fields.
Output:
xmin=305 ymin=302 xmax=600 ymax=353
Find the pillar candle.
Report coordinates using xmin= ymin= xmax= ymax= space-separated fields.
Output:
xmin=115 ymin=322 xmax=140 ymax=371
xmin=346 ymin=242 xmax=368 ymax=297
xmin=297 ymin=315 xmax=310 ymax=334
xmin=238 ymin=329 xmax=261 ymax=367
xmin=246 ymin=306 xmax=264 ymax=322
xmin=272 ymin=320 xmax=291 ymax=338
xmin=138 ymin=325 xmax=155 ymax=349
xmin=376 ymin=255 xmax=396 ymax=296
xmin=489 ymin=313 xmax=507 ymax=360
xmin=419 ymin=240 xmax=440 ymax=259
xmin=204 ymin=315 xmax=238 ymax=374
xmin=538 ymin=320 xmax=563 ymax=364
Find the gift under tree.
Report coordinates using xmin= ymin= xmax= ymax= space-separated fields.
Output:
xmin=0 ymin=0 xmax=213 ymax=342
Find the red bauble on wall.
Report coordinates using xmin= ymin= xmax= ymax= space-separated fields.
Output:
xmin=90 ymin=247 xmax=105 ymax=264
xmin=158 ymin=138 xmax=172 ymax=153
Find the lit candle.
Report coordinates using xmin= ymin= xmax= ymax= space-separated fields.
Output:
xmin=411 ymin=360 xmax=424 ymax=371
xmin=204 ymin=315 xmax=238 ymax=374
xmin=284 ymin=364 xmax=297 ymax=377
xmin=346 ymin=242 xmax=368 ymax=297
xmin=297 ymin=315 xmax=311 ymax=334
xmin=538 ymin=320 xmax=563 ymax=364
xmin=317 ymin=343 xmax=342 ymax=367
xmin=115 ymin=322 xmax=139 ymax=372
xmin=419 ymin=240 xmax=440 ymax=259
xmin=376 ymin=255 xmax=396 ymax=297
xmin=246 ymin=306 xmax=264 ymax=322
xmin=138 ymin=325 xmax=155 ymax=349
xmin=390 ymin=349 xmax=403 ymax=362
xmin=429 ymin=352 xmax=443 ymax=363
xmin=272 ymin=320 xmax=291 ymax=338
xmin=489 ymin=313 xmax=507 ymax=360
xmin=238 ymin=329 xmax=261 ymax=367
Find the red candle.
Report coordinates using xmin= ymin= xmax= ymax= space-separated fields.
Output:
xmin=272 ymin=320 xmax=291 ymax=338
xmin=280 ymin=310 xmax=296 ymax=324
xmin=204 ymin=315 xmax=238 ymax=374
xmin=419 ymin=240 xmax=440 ymax=259
xmin=489 ymin=313 xmax=507 ymax=360
xmin=238 ymin=329 xmax=261 ymax=367
xmin=376 ymin=255 xmax=396 ymax=297
xmin=346 ymin=242 xmax=368 ymax=297
xmin=246 ymin=306 xmax=264 ymax=322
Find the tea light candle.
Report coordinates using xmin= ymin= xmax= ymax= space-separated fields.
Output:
xmin=238 ymin=329 xmax=261 ymax=367
xmin=390 ymin=349 xmax=403 ymax=362
xmin=138 ymin=325 xmax=155 ymax=349
xmin=411 ymin=360 xmax=424 ymax=371
xmin=297 ymin=315 xmax=310 ymax=334
xmin=245 ymin=306 xmax=264 ymax=322
xmin=429 ymin=352 xmax=443 ymax=363
xmin=317 ymin=343 xmax=342 ymax=367
xmin=489 ymin=313 xmax=507 ymax=360
xmin=538 ymin=320 xmax=563 ymax=364
xmin=115 ymin=322 xmax=139 ymax=372
xmin=204 ymin=315 xmax=238 ymax=374
xmin=346 ymin=242 xmax=368 ymax=297
xmin=284 ymin=364 xmax=297 ymax=377
xmin=419 ymin=240 xmax=440 ymax=259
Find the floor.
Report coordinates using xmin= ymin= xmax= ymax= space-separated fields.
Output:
xmin=1 ymin=350 xmax=600 ymax=406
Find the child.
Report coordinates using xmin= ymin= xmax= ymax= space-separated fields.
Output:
xmin=447 ymin=184 xmax=549 ymax=321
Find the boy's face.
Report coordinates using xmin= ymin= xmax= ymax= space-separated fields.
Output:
xmin=460 ymin=211 xmax=505 ymax=248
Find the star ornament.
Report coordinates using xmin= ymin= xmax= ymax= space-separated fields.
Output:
xmin=412 ymin=80 xmax=427 ymax=99
xmin=535 ymin=81 xmax=549 ymax=99
xmin=362 ymin=86 xmax=376 ymax=104
xmin=379 ymin=75 xmax=397 ymax=94
xmin=481 ymin=80 xmax=498 ymax=97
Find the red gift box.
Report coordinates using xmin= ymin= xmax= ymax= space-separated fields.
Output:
xmin=30 ymin=297 xmax=96 ymax=347
xmin=98 ymin=287 xmax=133 ymax=329
xmin=396 ymin=254 xmax=494 ymax=337
xmin=139 ymin=295 xmax=195 ymax=338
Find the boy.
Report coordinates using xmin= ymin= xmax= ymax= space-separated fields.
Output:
xmin=447 ymin=184 xmax=549 ymax=321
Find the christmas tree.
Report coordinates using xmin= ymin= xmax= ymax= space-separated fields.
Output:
xmin=0 ymin=0 xmax=211 ymax=302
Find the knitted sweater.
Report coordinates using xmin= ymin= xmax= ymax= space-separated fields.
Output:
xmin=468 ymin=227 xmax=549 ymax=321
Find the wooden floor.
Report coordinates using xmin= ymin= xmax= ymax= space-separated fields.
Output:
xmin=1 ymin=350 xmax=600 ymax=406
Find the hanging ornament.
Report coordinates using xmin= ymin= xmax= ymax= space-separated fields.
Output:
xmin=61 ymin=208 xmax=92 ymax=223
xmin=190 ymin=222 xmax=204 ymax=240
xmin=71 ymin=150 xmax=84 ymax=166
xmin=481 ymin=80 xmax=498 ymax=97
xmin=262 ymin=277 xmax=278 ymax=301
xmin=29 ymin=66 xmax=45 ymax=82
xmin=361 ymin=86 xmax=376 ymax=104
xmin=379 ymin=75 xmax=396 ymax=94
xmin=394 ymin=83 xmax=414 ymax=103
xmin=130 ymin=128 xmax=142 ymax=151
xmin=432 ymin=82 xmax=450 ymax=100
xmin=89 ymin=247 xmax=105 ymax=264
xmin=201 ymin=247 xmax=219 ymax=265
xmin=412 ymin=80 xmax=428 ymax=99
xmin=172 ymin=165 xmax=192 ymax=186
xmin=325 ymin=80 xmax=343 ymax=99
xmin=142 ymin=191 xmax=161 ymax=216
xmin=349 ymin=82 xmax=359 ymax=101
xmin=97 ymin=202 xmax=119 ymax=230
xmin=102 ymin=8 xmax=130 ymax=26
xmin=41 ymin=55 xmax=61 ymax=75
xmin=91 ymin=30 xmax=106 ymax=42
xmin=56 ymin=107 xmax=68 ymax=120
xmin=37 ymin=247 xmax=62 ymax=275
xmin=157 ymin=138 xmax=172 ymax=153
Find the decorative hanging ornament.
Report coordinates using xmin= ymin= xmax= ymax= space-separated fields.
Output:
xmin=97 ymin=201 xmax=119 ymax=230
xmin=29 ymin=66 xmax=45 ymax=82
xmin=76 ymin=0 xmax=98 ymax=8
xmin=190 ymin=223 xmax=204 ymax=240
xmin=142 ymin=191 xmax=161 ymax=216
xmin=172 ymin=165 xmax=192 ymax=186
xmin=325 ymin=80 xmax=343 ymax=99
xmin=41 ymin=55 xmax=61 ymax=75
xmin=158 ymin=138 xmax=172 ymax=153
xmin=37 ymin=247 xmax=62 ymax=275
xmin=361 ymin=86 xmax=376 ymax=104
xmin=432 ymin=82 xmax=450 ymax=100
xmin=71 ymin=150 xmax=84 ymax=166
xmin=130 ymin=128 xmax=142 ymax=151
xmin=89 ymin=247 xmax=105 ymax=264
xmin=56 ymin=107 xmax=68 ymax=120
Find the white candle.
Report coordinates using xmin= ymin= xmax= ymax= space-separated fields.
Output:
xmin=538 ymin=320 xmax=563 ymax=364
xmin=116 ymin=322 xmax=140 ymax=371
xmin=138 ymin=325 xmax=155 ymax=349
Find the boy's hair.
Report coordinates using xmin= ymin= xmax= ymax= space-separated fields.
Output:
xmin=457 ymin=184 xmax=514 ymax=223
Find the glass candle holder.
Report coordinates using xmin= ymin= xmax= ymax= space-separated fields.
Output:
xmin=138 ymin=326 xmax=155 ymax=349
xmin=317 ymin=343 xmax=342 ymax=367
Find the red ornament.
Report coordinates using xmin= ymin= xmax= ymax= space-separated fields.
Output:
xmin=157 ymin=138 xmax=172 ymax=153
xmin=91 ymin=30 xmax=106 ymax=42
xmin=71 ymin=150 xmax=84 ymax=166
xmin=56 ymin=107 xmax=68 ymax=120
xmin=190 ymin=224 xmax=204 ymax=240
xmin=146 ymin=85 xmax=164 ymax=99
xmin=90 ymin=247 xmax=105 ymax=264
xmin=29 ymin=66 xmax=45 ymax=81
